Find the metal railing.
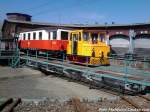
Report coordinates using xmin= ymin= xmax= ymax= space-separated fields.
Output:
xmin=109 ymin=54 xmax=150 ymax=70
xmin=19 ymin=49 xmax=150 ymax=88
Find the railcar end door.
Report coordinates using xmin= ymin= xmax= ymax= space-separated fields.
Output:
xmin=71 ymin=33 xmax=78 ymax=55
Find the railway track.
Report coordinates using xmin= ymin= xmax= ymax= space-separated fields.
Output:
xmin=95 ymin=84 xmax=150 ymax=111
xmin=70 ymin=95 xmax=150 ymax=112
xmin=71 ymin=97 xmax=87 ymax=112
xmin=0 ymin=98 xmax=21 ymax=112
xmin=89 ymin=81 xmax=150 ymax=112
xmin=97 ymin=86 xmax=150 ymax=112
xmin=118 ymin=95 xmax=150 ymax=112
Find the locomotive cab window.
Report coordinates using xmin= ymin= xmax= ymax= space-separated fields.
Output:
xmin=83 ymin=32 xmax=89 ymax=41
xmin=100 ymin=33 xmax=105 ymax=42
xmin=61 ymin=31 xmax=68 ymax=40
xmin=91 ymin=33 xmax=98 ymax=44
xmin=39 ymin=32 xmax=42 ymax=40
xmin=23 ymin=33 xmax=26 ymax=40
xmin=72 ymin=34 xmax=78 ymax=41
xmin=53 ymin=31 xmax=57 ymax=40
xmin=33 ymin=32 xmax=36 ymax=40
xmin=28 ymin=33 xmax=30 ymax=40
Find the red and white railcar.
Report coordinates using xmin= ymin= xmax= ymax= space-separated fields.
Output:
xmin=19 ymin=29 xmax=69 ymax=52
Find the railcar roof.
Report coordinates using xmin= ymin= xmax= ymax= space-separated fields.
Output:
xmin=20 ymin=27 xmax=70 ymax=33
xmin=70 ymin=29 xmax=106 ymax=33
xmin=82 ymin=30 xmax=106 ymax=33
xmin=20 ymin=27 xmax=58 ymax=32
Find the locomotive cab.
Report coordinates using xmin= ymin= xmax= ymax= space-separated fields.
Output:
xmin=67 ymin=30 xmax=110 ymax=66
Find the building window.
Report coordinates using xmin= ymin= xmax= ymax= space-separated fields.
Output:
xmin=48 ymin=32 xmax=51 ymax=40
xmin=83 ymin=32 xmax=89 ymax=41
xmin=33 ymin=32 xmax=36 ymax=40
xmin=61 ymin=31 xmax=68 ymax=40
xmin=53 ymin=31 xmax=57 ymax=40
xmin=39 ymin=32 xmax=42 ymax=40
xmin=28 ymin=33 xmax=30 ymax=40
xmin=23 ymin=34 xmax=26 ymax=40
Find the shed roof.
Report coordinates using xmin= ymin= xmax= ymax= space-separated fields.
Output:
xmin=2 ymin=19 xmax=150 ymax=31
xmin=6 ymin=13 xmax=32 ymax=17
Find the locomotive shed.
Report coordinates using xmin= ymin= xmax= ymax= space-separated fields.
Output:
xmin=0 ymin=13 xmax=150 ymax=111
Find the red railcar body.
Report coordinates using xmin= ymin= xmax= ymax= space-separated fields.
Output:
xmin=20 ymin=40 xmax=68 ymax=51
xmin=19 ymin=29 xmax=69 ymax=51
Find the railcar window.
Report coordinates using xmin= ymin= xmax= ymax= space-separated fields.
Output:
xmin=61 ymin=31 xmax=68 ymax=40
xmin=70 ymin=33 xmax=72 ymax=41
xmin=53 ymin=31 xmax=57 ymax=40
xmin=33 ymin=32 xmax=36 ymax=40
xmin=91 ymin=33 xmax=98 ymax=44
xmin=28 ymin=33 xmax=30 ymax=40
xmin=83 ymin=32 xmax=89 ymax=41
xmin=39 ymin=32 xmax=42 ymax=40
xmin=100 ymin=34 xmax=105 ymax=42
xmin=23 ymin=34 xmax=26 ymax=40
xmin=48 ymin=32 xmax=51 ymax=40
xmin=19 ymin=34 xmax=22 ymax=40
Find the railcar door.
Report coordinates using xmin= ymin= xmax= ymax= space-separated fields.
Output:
xmin=71 ymin=33 xmax=78 ymax=55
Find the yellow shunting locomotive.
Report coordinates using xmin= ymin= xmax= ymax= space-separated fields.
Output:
xmin=67 ymin=30 xmax=110 ymax=65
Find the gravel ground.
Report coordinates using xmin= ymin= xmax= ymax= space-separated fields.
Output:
xmin=13 ymin=98 xmax=136 ymax=112
xmin=0 ymin=66 xmax=116 ymax=101
xmin=13 ymin=95 xmax=150 ymax=112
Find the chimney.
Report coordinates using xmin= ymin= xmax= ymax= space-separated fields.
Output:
xmin=6 ymin=13 xmax=32 ymax=21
